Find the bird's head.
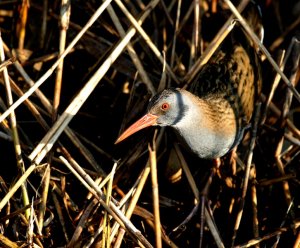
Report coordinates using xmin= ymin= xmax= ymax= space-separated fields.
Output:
xmin=115 ymin=88 xmax=188 ymax=144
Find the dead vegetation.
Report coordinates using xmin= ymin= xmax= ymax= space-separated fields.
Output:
xmin=0 ymin=0 xmax=300 ymax=247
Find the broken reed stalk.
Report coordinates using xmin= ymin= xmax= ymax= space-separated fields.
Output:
xmin=40 ymin=0 xmax=48 ymax=48
xmin=0 ymin=32 xmax=30 ymax=219
xmin=17 ymin=0 xmax=28 ymax=50
xmin=149 ymin=141 xmax=162 ymax=248
xmin=192 ymin=0 xmax=201 ymax=61
xmin=53 ymin=0 xmax=70 ymax=122
xmin=27 ymin=202 xmax=35 ymax=247
xmin=250 ymin=166 xmax=259 ymax=245
xmin=107 ymin=164 xmax=117 ymax=244
xmin=2 ymin=5 xmax=126 ymax=172
xmin=102 ymin=163 xmax=116 ymax=248
xmin=169 ymin=0 xmax=182 ymax=70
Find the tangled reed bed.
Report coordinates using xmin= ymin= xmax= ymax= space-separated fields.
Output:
xmin=0 ymin=0 xmax=299 ymax=247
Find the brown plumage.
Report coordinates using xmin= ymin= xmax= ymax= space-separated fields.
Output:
xmin=187 ymin=40 xmax=262 ymax=154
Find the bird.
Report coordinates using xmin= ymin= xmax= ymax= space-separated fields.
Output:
xmin=115 ymin=3 xmax=263 ymax=159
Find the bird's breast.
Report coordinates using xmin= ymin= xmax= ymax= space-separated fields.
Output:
xmin=172 ymin=96 xmax=237 ymax=159
xmin=173 ymin=124 xmax=236 ymax=159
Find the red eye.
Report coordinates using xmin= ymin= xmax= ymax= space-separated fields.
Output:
xmin=161 ymin=103 xmax=169 ymax=111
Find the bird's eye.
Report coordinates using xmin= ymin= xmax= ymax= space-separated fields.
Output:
xmin=161 ymin=103 xmax=170 ymax=111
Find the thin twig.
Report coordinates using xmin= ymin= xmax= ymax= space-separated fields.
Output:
xmin=52 ymin=0 xmax=70 ymax=121
xmin=52 ymin=190 xmax=69 ymax=243
xmin=0 ymin=32 xmax=30 ymax=219
xmin=269 ymin=15 xmax=300 ymax=52
xmin=234 ymin=228 xmax=288 ymax=248
xmin=37 ymin=164 xmax=51 ymax=232
xmin=17 ymin=0 xmax=29 ymax=50
xmin=102 ymin=162 xmax=117 ymax=248
xmin=250 ymin=166 xmax=259 ymax=248
xmin=40 ymin=0 xmax=48 ymax=48
xmin=170 ymin=0 xmax=181 ymax=69
xmin=260 ymin=50 xmax=285 ymax=125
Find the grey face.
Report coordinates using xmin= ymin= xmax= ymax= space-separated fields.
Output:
xmin=147 ymin=89 xmax=188 ymax=126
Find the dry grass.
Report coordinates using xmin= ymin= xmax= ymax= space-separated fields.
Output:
xmin=0 ymin=0 xmax=299 ymax=247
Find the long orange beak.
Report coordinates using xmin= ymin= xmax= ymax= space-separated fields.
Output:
xmin=115 ymin=113 xmax=158 ymax=144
